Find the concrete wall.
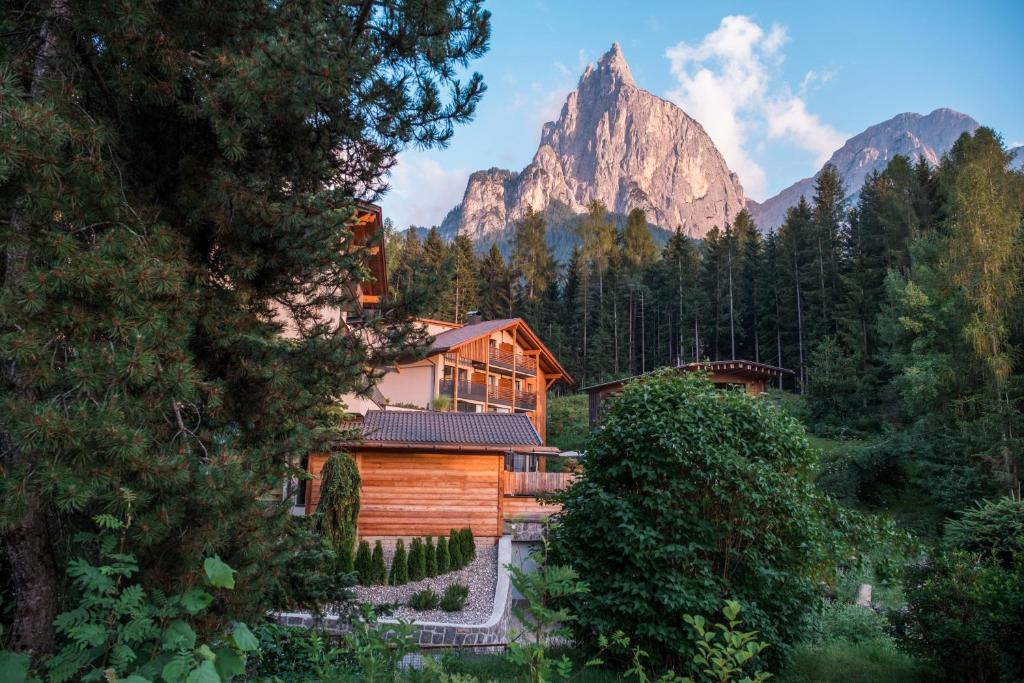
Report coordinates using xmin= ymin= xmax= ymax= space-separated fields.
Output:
xmin=376 ymin=362 xmax=435 ymax=409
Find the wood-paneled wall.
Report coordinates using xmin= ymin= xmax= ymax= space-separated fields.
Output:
xmin=503 ymin=496 xmax=560 ymax=521
xmin=306 ymin=451 xmax=505 ymax=538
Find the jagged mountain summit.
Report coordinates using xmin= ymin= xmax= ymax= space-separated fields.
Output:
xmin=441 ymin=43 xmax=746 ymax=240
xmin=748 ymin=108 xmax=980 ymax=231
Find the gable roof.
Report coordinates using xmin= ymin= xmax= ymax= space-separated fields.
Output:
xmin=359 ymin=410 xmax=546 ymax=448
xmin=424 ymin=318 xmax=574 ymax=386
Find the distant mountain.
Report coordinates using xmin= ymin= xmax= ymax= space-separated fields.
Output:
xmin=442 ymin=43 xmax=745 ymax=242
xmin=748 ymin=108 xmax=980 ymax=231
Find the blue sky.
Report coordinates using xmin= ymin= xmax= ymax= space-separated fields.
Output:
xmin=382 ymin=1 xmax=1024 ymax=230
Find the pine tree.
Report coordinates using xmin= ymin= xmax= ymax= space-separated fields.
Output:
xmin=621 ymin=209 xmax=658 ymax=269
xmin=478 ymin=244 xmax=513 ymax=320
xmin=0 ymin=0 xmax=490 ymax=649
xmin=425 ymin=536 xmax=438 ymax=577
xmin=408 ymin=537 xmax=424 ymax=581
xmin=415 ymin=537 xmax=429 ymax=579
xmin=436 ymin=536 xmax=451 ymax=574
xmin=371 ymin=541 xmax=387 ymax=585
xmin=460 ymin=528 xmax=476 ymax=562
xmin=355 ymin=541 xmax=373 ymax=586
xmin=448 ymin=529 xmax=464 ymax=569
xmin=389 ymin=539 xmax=409 ymax=586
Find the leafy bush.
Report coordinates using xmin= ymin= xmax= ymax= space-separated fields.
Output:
xmin=546 ymin=393 xmax=590 ymax=452
xmin=448 ymin=529 xmax=464 ymax=569
xmin=440 ymin=583 xmax=470 ymax=612
xmin=354 ymin=540 xmax=373 ymax=585
xmin=805 ymin=601 xmax=891 ymax=647
xmin=425 ymin=536 xmax=437 ymax=577
xmin=944 ymin=495 xmax=1024 ymax=561
xmin=892 ymin=549 xmax=1024 ymax=682
xmin=682 ymin=601 xmax=771 ymax=683
xmin=408 ymin=538 xmax=425 ymax=581
xmin=551 ymin=371 xmax=851 ymax=670
xmin=408 ymin=588 xmax=441 ymax=611
xmin=370 ymin=541 xmax=387 ymax=585
xmin=436 ymin=536 xmax=450 ymax=574
xmin=389 ymin=539 xmax=409 ymax=586
xmin=457 ymin=528 xmax=475 ymax=564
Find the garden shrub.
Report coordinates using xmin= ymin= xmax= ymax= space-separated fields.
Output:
xmin=440 ymin=583 xmax=470 ymax=612
xmin=448 ymin=529 xmax=464 ymax=569
xmin=414 ymin=537 xmax=429 ymax=579
xmin=892 ymin=549 xmax=1024 ymax=682
xmin=425 ymin=536 xmax=437 ymax=577
xmin=370 ymin=541 xmax=386 ymax=585
xmin=389 ymin=539 xmax=409 ymax=586
xmin=460 ymin=528 xmax=475 ymax=562
xmin=943 ymin=495 xmax=1024 ymax=562
xmin=354 ymin=540 xmax=373 ymax=585
xmin=314 ymin=453 xmax=360 ymax=572
xmin=408 ymin=538 xmax=424 ymax=581
xmin=550 ymin=371 xmax=850 ymax=671
xmin=436 ymin=536 xmax=450 ymax=574
xmin=408 ymin=588 xmax=441 ymax=611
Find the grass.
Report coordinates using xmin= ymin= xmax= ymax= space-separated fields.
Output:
xmin=422 ymin=648 xmax=624 ymax=682
xmin=778 ymin=641 xmax=936 ymax=683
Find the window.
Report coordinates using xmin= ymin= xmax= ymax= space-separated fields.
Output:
xmin=505 ymin=452 xmax=540 ymax=472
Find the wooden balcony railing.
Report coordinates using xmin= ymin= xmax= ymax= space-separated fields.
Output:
xmin=440 ymin=380 xmax=537 ymax=410
xmin=439 ymin=379 xmax=486 ymax=403
xmin=489 ymin=347 xmax=537 ymax=375
xmin=504 ymin=470 xmax=576 ymax=496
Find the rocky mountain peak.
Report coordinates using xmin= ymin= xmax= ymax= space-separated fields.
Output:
xmin=443 ymin=42 xmax=745 ymax=241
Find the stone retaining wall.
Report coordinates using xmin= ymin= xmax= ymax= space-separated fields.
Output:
xmin=275 ymin=534 xmax=514 ymax=647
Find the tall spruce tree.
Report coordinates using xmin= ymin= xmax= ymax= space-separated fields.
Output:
xmin=0 ymin=0 xmax=489 ymax=651
xmin=478 ymin=243 xmax=513 ymax=320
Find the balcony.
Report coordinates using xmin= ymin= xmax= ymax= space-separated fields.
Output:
xmin=439 ymin=380 xmax=538 ymax=411
xmin=504 ymin=470 xmax=576 ymax=496
xmin=488 ymin=347 xmax=537 ymax=376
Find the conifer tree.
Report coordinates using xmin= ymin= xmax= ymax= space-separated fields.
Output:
xmin=371 ymin=541 xmax=387 ymax=585
xmin=355 ymin=541 xmax=373 ymax=586
xmin=408 ymin=537 xmax=425 ymax=581
xmin=314 ymin=454 xmax=361 ymax=573
xmin=478 ymin=244 xmax=514 ymax=320
xmin=415 ymin=536 xmax=429 ymax=579
xmin=425 ymin=536 xmax=438 ymax=577
xmin=445 ymin=235 xmax=482 ymax=323
xmin=389 ymin=540 xmax=409 ymax=586
xmin=436 ymin=535 xmax=451 ymax=574
xmin=0 ymin=0 xmax=490 ymax=649
xmin=460 ymin=528 xmax=476 ymax=562
xmin=448 ymin=529 xmax=464 ymax=569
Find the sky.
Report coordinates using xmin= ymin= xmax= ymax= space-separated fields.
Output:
xmin=381 ymin=0 xmax=1024 ymax=231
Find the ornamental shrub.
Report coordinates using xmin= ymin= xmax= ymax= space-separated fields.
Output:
xmin=944 ymin=495 xmax=1024 ymax=563
xmin=408 ymin=538 xmax=425 ymax=581
xmin=389 ymin=540 xmax=409 ymax=586
xmin=408 ymin=588 xmax=440 ymax=611
xmin=414 ymin=537 xmax=429 ymax=579
xmin=550 ymin=371 xmax=845 ymax=671
xmin=460 ymin=528 xmax=475 ymax=562
xmin=314 ymin=453 xmax=361 ymax=573
xmin=425 ymin=536 xmax=437 ymax=577
xmin=370 ymin=541 xmax=386 ymax=585
xmin=440 ymin=583 xmax=470 ymax=612
xmin=436 ymin=536 xmax=451 ymax=574
xmin=354 ymin=541 xmax=373 ymax=585
xmin=448 ymin=529 xmax=464 ymax=569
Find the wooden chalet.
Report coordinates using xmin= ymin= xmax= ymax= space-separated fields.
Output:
xmin=584 ymin=360 xmax=792 ymax=428
xmin=305 ymin=411 xmax=573 ymax=538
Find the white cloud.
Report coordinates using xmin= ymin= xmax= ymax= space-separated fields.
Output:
xmin=665 ymin=15 xmax=845 ymax=199
xmin=383 ymin=152 xmax=468 ymax=229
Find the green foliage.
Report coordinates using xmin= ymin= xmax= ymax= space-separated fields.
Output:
xmin=389 ymin=540 xmax=409 ymax=586
xmin=448 ymin=531 xmax=464 ymax=570
xmin=424 ymin=537 xmax=438 ymax=578
xmin=439 ymin=584 xmax=470 ymax=613
xmin=7 ymin=515 xmax=257 ymax=682
xmin=551 ymin=372 xmax=859 ymax=670
xmin=408 ymin=589 xmax=441 ymax=611
xmin=355 ymin=542 xmax=373 ymax=586
xmin=892 ymin=549 xmax=1024 ymax=682
xmin=507 ymin=540 xmax=589 ymax=683
xmin=546 ymin=394 xmax=591 ymax=453
xmin=408 ymin=538 xmax=425 ymax=582
xmin=371 ymin=542 xmax=387 ymax=586
xmin=436 ymin=537 xmax=451 ymax=575
xmin=459 ymin=529 xmax=475 ymax=563
xmin=779 ymin=641 xmax=933 ymax=683
xmin=680 ymin=601 xmax=771 ymax=683
xmin=315 ymin=454 xmax=361 ymax=572
xmin=944 ymin=494 xmax=1024 ymax=560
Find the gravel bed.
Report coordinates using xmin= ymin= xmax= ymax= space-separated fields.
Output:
xmin=352 ymin=542 xmax=497 ymax=625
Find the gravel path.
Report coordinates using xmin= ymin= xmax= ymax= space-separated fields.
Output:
xmin=352 ymin=542 xmax=497 ymax=624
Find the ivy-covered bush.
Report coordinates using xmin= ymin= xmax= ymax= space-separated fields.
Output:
xmin=550 ymin=371 xmax=846 ymax=670
xmin=436 ymin=536 xmax=450 ymax=574
xmin=389 ymin=540 xmax=409 ymax=586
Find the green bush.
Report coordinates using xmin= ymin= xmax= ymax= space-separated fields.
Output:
xmin=408 ymin=588 xmax=441 ymax=611
xmin=408 ymin=538 xmax=424 ymax=581
xmin=440 ymin=583 xmax=470 ymax=612
xmin=425 ymin=536 xmax=438 ymax=577
xmin=944 ymin=495 xmax=1024 ymax=561
xmin=314 ymin=452 xmax=361 ymax=573
xmin=415 ymin=537 xmax=429 ymax=579
xmin=370 ymin=541 xmax=386 ymax=585
xmin=892 ymin=549 xmax=1024 ymax=682
xmin=550 ymin=371 xmax=851 ymax=671
xmin=448 ymin=529 xmax=464 ymax=569
xmin=354 ymin=540 xmax=373 ymax=585
xmin=460 ymin=528 xmax=475 ymax=563
xmin=389 ymin=539 xmax=409 ymax=585
xmin=436 ymin=536 xmax=450 ymax=574
xmin=546 ymin=393 xmax=590 ymax=452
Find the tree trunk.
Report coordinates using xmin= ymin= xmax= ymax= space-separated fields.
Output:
xmin=2 ymin=0 xmax=69 ymax=654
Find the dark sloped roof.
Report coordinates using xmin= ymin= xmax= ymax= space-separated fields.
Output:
xmin=360 ymin=410 xmax=543 ymax=446
xmin=426 ymin=319 xmax=516 ymax=354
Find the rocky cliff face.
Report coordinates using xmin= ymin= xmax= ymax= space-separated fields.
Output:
xmin=445 ymin=44 xmax=746 ymax=240
xmin=749 ymin=108 xmax=980 ymax=231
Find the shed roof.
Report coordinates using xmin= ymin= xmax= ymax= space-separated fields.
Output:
xmin=358 ymin=410 xmax=546 ymax=448
xmin=582 ymin=360 xmax=793 ymax=394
